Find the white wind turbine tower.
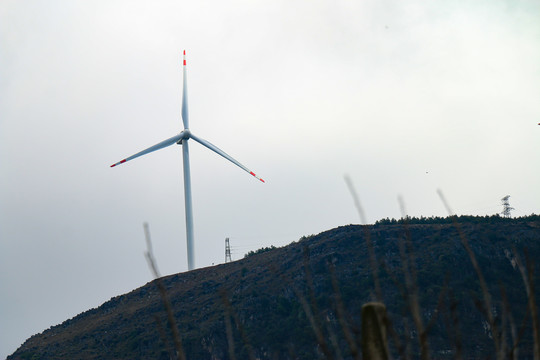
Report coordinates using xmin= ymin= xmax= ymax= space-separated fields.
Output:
xmin=111 ymin=51 xmax=265 ymax=271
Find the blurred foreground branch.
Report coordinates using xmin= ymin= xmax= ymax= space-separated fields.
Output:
xmin=143 ymin=222 xmax=186 ymax=360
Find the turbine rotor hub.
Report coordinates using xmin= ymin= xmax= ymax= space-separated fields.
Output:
xmin=177 ymin=129 xmax=191 ymax=144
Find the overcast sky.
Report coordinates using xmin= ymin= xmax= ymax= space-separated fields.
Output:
xmin=1 ymin=0 xmax=539 ymax=357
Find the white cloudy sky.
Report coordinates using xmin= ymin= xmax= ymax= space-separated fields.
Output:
xmin=1 ymin=0 xmax=539 ymax=357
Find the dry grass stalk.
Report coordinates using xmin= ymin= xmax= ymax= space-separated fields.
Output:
xmin=153 ymin=314 xmax=177 ymax=360
xmin=437 ymin=190 xmax=504 ymax=359
xmin=143 ymin=223 xmax=186 ymax=360
xmin=345 ymin=176 xmax=405 ymax=358
xmin=514 ymin=249 xmax=540 ymax=360
xmin=302 ymin=246 xmax=335 ymax=359
xmin=326 ymin=319 xmax=345 ymax=360
xmin=345 ymin=175 xmax=383 ymax=301
xmin=447 ymin=291 xmax=464 ymax=360
xmin=219 ymin=289 xmax=257 ymax=360
xmin=327 ymin=261 xmax=361 ymax=360
xmin=500 ymin=286 xmax=519 ymax=359
xmin=398 ymin=197 xmax=430 ymax=360
xmin=219 ymin=289 xmax=237 ymax=360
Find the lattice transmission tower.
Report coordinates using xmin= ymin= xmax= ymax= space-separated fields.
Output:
xmin=225 ymin=237 xmax=232 ymax=263
xmin=501 ymin=195 xmax=514 ymax=218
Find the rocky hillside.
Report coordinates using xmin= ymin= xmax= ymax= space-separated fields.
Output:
xmin=8 ymin=215 xmax=540 ymax=359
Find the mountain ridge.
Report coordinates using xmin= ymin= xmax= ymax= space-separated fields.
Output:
xmin=8 ymin=215 xmax=540 ymax=359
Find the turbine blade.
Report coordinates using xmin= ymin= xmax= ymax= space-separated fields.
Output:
xmin=110 ymin=132 xmax=184 ymax=167
xmin=181 ymin=50 xmax=189 ymax=129
xmin=189 ymin=133 xmax=265 ymax=183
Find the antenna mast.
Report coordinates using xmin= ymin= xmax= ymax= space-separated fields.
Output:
xmin=225 ymin=238 xmax=232 ymax=263
xmin=501 ymin=195 xmax=514 ymax=218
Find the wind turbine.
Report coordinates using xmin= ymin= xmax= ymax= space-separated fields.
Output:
xmin=111 ymin=50 xmax=265 ymax=271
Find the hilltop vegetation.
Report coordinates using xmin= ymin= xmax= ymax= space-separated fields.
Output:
xmin=8 ymin=215 xmax=540 ymax=359
xmin=375 ymin=213 xmax=540 ymax=225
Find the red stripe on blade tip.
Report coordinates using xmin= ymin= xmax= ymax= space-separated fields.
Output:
xmin=111 ymin=159 xmax=126 ymax=168
xmin=250 ymin=172 xmax=265 ymax=183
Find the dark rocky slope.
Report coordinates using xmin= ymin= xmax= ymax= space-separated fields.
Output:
xmin=8 ymin=216 xmax=540 ymax=359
